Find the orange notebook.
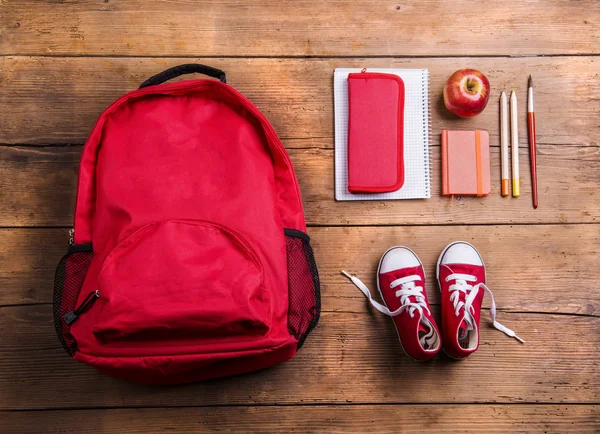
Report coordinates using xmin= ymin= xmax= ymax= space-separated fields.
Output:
xmin=441 ymin=130 xmax=490 ymax=197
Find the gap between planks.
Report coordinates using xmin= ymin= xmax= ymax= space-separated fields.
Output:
xmin=2 ymin=143 xmax=599 ymax=149
xmin=0 ymin=402 xmax=597 ymax=412
xmin=1 ymin=54 xmax=600 ymax=59
xmin=0 ymin=222 xmax=597 ymax=230
xmin=2 ymin=301 xmax=598 ymax=319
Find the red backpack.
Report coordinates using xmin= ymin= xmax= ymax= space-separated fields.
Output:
xmin=53 ymin=64 xmax=320 ymax=384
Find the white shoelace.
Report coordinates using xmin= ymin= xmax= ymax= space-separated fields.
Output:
xmin=446 ymin=273 xmax=525 ymax=344
xmin=341 ymin=271 xmax=437 ymax=348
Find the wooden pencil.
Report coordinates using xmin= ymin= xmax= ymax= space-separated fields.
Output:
xmin=500 ymin=92 xmax=510 ymax=196
xmin=510 ymin=90 xmax=520 ymax=197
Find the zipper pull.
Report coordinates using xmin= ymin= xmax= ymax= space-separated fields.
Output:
xmin=361 ymin=68 xmax=367 ymax=73
xmin=63 ymin=290 xmax=99 ymax=325
xmin=68 ymin=228 xmax=75 ymax=246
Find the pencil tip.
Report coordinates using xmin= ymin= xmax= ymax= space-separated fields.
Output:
xmin=528 ymin=75 xmax=533 ymax=88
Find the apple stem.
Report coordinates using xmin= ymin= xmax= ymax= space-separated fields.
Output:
xmin=467 ymin=79 xmax=475 ymax=92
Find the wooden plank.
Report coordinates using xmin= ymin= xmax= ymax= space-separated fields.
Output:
xmin=294 ymin=147 xmax=600 ymax=225
xmin=0 ymin=305 xmax=597 ymax=409
xmin=0 ymin=145 xmax=598 ymax=227
xmin=0 ymin=56 xmax=598 ymax=146
xmin=312 ymin=225 xmax=600 ymax=316
xmin=1 ymin=405 xmax=598 ymax=433
xmin=0 ymin=229 xmax=69 ymax=306
xmin=1 ymin=1 xmax=598 ymax=57
xmin=0 ymin=147 xmax=78 ymax=227
xmin=3 ymin=225 xmax=599 ymax=317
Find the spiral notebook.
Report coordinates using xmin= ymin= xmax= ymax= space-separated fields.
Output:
xmin=334 ymin=68 xmax=431 ymax=200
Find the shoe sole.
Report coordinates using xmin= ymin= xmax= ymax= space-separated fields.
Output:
xmin=376 ymin=246 xmax=437 ymax=363
xmin=436 ymin=241 xmax=486 ymax=360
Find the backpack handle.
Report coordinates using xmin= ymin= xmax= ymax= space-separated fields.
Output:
xmin=139 ymin=64 xmax=227 ymax=89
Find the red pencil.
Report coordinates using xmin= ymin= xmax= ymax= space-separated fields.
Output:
xmin=527 ymin=75 xmax=538 ymax=209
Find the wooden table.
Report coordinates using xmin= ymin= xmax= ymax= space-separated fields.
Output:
xmin=1 ymin=1 xmax=598 ymax=432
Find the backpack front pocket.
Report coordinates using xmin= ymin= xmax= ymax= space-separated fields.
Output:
xmin=93 ymin=220 xmax=269 ymax=346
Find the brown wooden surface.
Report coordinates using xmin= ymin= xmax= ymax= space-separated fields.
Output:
xmin=1 ymin=1 xmax=599 ymax=56
xmin=1 ymin=405 xmax=598 ymax=433
xmin=0 ymin=145 xmax=599 ymax=227
xmin=1 ymin=307 xmax=599 ymax=410
xmin=1 ymin=0 xmax=599 ymax=432
xmin=1 ymin=56 xmax=598 ymax=146
xmin=1 ymin=225 xmax=599 ymax=315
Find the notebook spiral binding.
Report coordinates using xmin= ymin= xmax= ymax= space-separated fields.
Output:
xmin=423 ymin=69 xmax=432 ymax=198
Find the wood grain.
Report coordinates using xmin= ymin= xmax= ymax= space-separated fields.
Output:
xmin=314 ymin=225 xmax=600 ymax=316
xmin=2 ymin=1 xmax=598 ymax=431
xmin=2 ymin=225 xmax=599 ymax=316
xmin=295 ymin=146 xmax=600 ymax=225
xmin=1 ymin=1 xmax=599 ymax=57
xmin=0 ymin=56 xmax=598 ymax=146
xmin=0 ymin=306 xmax=598 ymax=410
xmin=1 ymin=405 xmax=598 ymax=433
xmin=0 ymin=145 xmax=597 ymax=227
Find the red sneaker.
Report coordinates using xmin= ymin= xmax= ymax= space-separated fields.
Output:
xmin=437 ymin=241 xmax=524 ymax=359
xmin=342 ymin=247 xmax=441 ymax=361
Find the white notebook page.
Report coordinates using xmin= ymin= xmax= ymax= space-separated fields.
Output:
xmin=334 ymin=68 xmax=431 ymax=200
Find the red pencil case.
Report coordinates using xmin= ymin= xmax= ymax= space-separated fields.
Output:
xmin=347 ymin=71 xmax=405 ymax=193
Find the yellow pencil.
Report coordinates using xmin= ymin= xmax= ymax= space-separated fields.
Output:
xmin=500 ymin=92 xmax=510 ymax=196
xmin=510 ymin=90 xmax=520 ymax=197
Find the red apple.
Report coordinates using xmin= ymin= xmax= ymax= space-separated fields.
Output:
xmin=443 ymin=69 xmax=490 ymax=118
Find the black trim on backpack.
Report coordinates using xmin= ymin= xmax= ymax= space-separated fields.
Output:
xmin=284 ymin=229 xmax=321 ymax=349
xmin=283 ymin=228 xmax=310 ymax=242
xmin=68 ymin=243 xmax=93 ymax=254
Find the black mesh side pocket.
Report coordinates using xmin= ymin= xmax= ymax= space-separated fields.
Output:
xmin=53 ymin=244 xmax=93 ymax=356
xmin=284 ymin=229 xmax=320 ymax=349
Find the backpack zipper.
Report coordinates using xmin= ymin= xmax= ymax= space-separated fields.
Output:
xmin=63 ymin=290 xmax=99 ymax=325
xmin=68 ymin=228 xmax=75 ymax=246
